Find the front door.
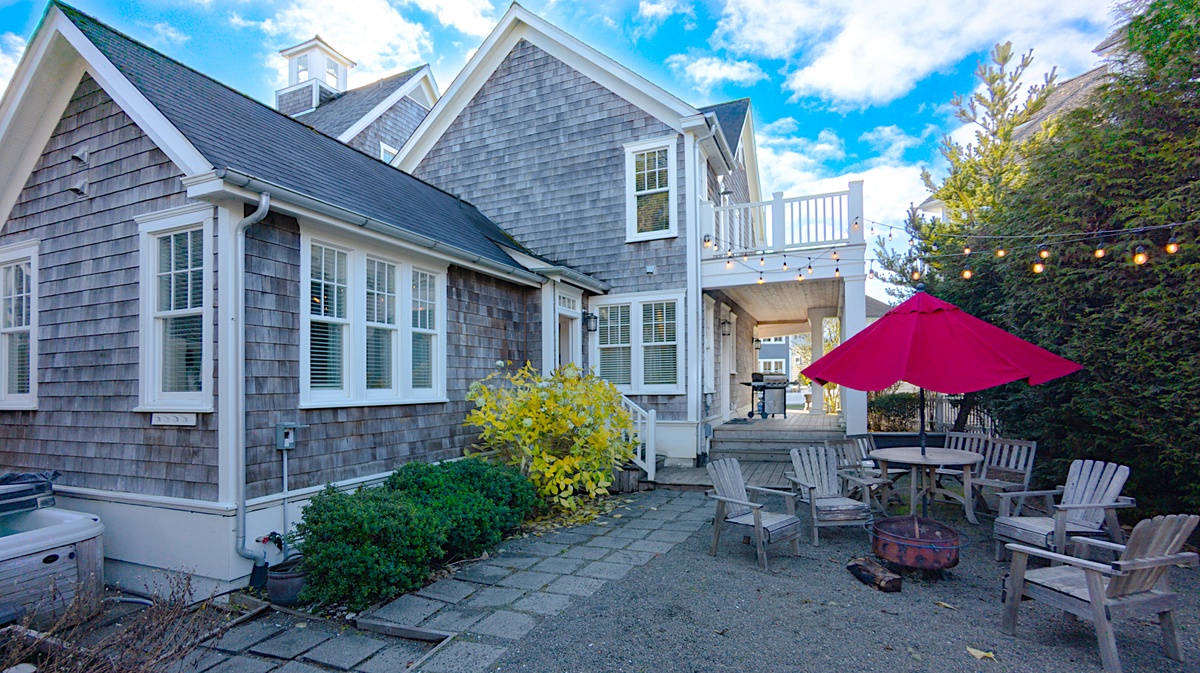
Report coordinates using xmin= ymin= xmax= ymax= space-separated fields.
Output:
xmin=558 ymin=314 xmax=579 ymax=368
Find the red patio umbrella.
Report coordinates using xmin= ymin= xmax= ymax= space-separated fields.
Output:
xmin=802 ymin=291 xmax=1082 ymax=454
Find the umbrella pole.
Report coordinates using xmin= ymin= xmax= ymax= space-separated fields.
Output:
xmin=919 ymin=387 xmax=928 ymax=517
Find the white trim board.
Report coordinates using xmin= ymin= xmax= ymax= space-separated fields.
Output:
xmin=0 ymin=7 xmax=212 ymax=230
xmin=395 ymin=4 xmax=700 ymax=171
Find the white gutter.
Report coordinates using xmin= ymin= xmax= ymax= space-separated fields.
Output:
xmin=234 ymin=192 xmax=271 ymax=569
xmin=213 ymin=169 xmax=544 ymax=288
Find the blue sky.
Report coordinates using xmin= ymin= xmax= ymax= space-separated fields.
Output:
xmin=0 ymin=1 xmax=1118 ymax=297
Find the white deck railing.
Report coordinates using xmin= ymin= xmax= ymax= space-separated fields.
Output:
xmin=708 ymin=182 xmax=863 ymax=256
xmin=621 ymin=396 xmax=657 ymax=482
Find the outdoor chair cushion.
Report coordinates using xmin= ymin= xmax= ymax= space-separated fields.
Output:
xmin=994 ymin=515 xmax=1105 ymax=550
xmin=724 ymin=511 xmax=804 ymax=544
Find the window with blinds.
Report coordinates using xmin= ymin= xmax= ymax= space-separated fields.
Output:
xmin=411 ymin=269 xmax=436 ymax=390
xmin=642 ymin=301 xmax=677 ymax=386
xmin=156 ymin=230 xmax=204 ymax=394
xmin=634 ymin=148 xmax=670 ymax=233
xmin=1 ymin=258 xmax=32 ymax=398
xmin=597 ymin=304 xmax=631 ymax=385
xmin=365 ymin=258 xmax=396 ymax=391
xmin=309 ymin=244 xmax=348 ymax=390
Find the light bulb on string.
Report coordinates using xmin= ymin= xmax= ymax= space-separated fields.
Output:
xmin=1094 ymin=244 xmax=1106 ymax=259
xmin=796 ymin=272 xmax=804 ymax=282
xmin=757 ymin=274 xmax=764 ymax=285
xmin=962 ymin=263 xmax=973 ymax=280
xmin=782 ymin=256 xmax=789 ymax=271
xmin=1032 ymin=260 xmax=1045 ymax=274
xmin=1166 ymin=236 xmax=1180 ymax=254
xmin=807 ymin=260 xmax=813 ymax=275
xmin=908 ymin=238 xmax=915 ymax=247
xmin=834 ymin=267 xmax=840 ymax=278
xmin=963 ymin=244 xmax=972 ymax=255
xmin=1134 ymin=245 xmax=1148 ymax=265
xmin=995 ymin=248 xmax=1007 ymax=258
xmin=725 ymin=259 xmax=733 ymax=269
xmin=1038 ymin=245 xmax=1050 ymax=260
xmin=743 ymin=253 xmax=749 ymax=262
xmin=870 ymin=226 xmax=877 ymax=237
xmin=759 ymin=256 xmax=765 ymax=266
xmin=727 ymin=248 xmax=733 ymax=258
xmin=888 ymin=230 xmax=894 ymax=241
xmin=911 ymin=270 xmax=921 ymax=281
xmin=832 ymin=250 xmax=839 ymax=261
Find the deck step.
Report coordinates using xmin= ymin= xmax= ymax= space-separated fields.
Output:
xmin=710 ymin=430 xmax=845 ymax=442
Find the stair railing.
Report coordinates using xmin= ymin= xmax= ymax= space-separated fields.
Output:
xmin=621 ymin=396 xmax=657 ymax=482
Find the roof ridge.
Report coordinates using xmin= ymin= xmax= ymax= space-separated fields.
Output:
xmin=54 ymin=2 xmax=500 ymax=222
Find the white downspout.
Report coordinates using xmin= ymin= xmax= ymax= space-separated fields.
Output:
xmin=234 ymin=192 xmax=271 ymax=570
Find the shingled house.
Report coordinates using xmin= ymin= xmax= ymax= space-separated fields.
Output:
xmin=0 ymin=2 xmax=871 ymax=590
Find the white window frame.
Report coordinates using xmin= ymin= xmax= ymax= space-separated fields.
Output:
xmin=0 ymin=240 xmax=38 ymax=410
xmin=624 ymin=136 xmax=678 ymax=242
xmin=703 ymin=296 xmax=715 ymax=394
xmin=589 ymin=291 xmax=684 ymax=395
xmin=299 ymin=231 xmax=448 ymax=408
xmin=380 ymin=141 xmax=399 ymax=163
xmin=136 ymin=204 xmax=214 ymax=412
xmin=759 ymin=359 xmax=786 ymax=375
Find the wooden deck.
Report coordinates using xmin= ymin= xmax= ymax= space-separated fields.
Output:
xmin=722 ymin=412 xmax=844 ymax=431
xmin=655 ymin=461 xmax=791 ymax=490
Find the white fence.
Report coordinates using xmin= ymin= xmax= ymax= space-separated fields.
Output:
xmin=711 ymin=189 xmax=856 ymax=255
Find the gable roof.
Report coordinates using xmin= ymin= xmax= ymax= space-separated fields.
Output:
xmin=699 ymin=98 xmax=750 ymax=153
xmin=299 ymin=66 xmax=426 ymax=138
xmin=55 ymin=3 xmax=530 ymax=275
xmin=1013 ymin=66 xmax=1108 ymax=145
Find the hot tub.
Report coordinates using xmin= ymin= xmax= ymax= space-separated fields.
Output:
xmin=0 ymin=508 xmax=104 ymax=622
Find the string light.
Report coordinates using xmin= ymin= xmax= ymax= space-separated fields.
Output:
xmin=911 ymin=270 xmax=921 ymax=281
xmin=888 ymin=230 xmax=894 ymax=241
xmin=963 ymin=245 xmax=972 ymax=255
xmin=702 ymin=234 xmax=712 ymax=249
xmin=834 ymin=267 xmax=840 ymax=278
xmin=727 ymin=249 xmax=733 ymax=257
xmin=759 ymin=256 xmax=765 ymax=266
xmin=807 ymin=260 xmax=813 ymax=275
xmin=1032 ymin=260 xmax=1045 ymax=274
xmin=1094 ymin=244 xmax=1106 ymax=258
xmin=796 ymin=272 xmax=804 ymax=282
xmin=995 ymin=248 xmax=1007 ymax=258
xmin=1166 ymin=236 xmax=1181 ymax=254
xmin=1134 ymin=245 xmax=1148 ymax=265
xmin=831 ymin=251 xmax=840 ymax=261
xmin=743 ymin=253 xmax=749 ymax=262
xmin=961 ymin=263 xmax=973 ymax=280
xmin=1038 ymin=245 xmax=1050 ymax=259
xmin=725 ymin=259 xmax=733 ymax=269
xmin=757 ymin=274 xmax=765 ymax=285
xmin=782 ymin=256 xmax=789 ymax=271
xmin=870 ymin=226 xmax=877 ymax=237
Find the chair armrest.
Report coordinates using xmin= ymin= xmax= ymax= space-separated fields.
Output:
xmin=746 ymin=485 xmax=795 ymax=499
xmin=785 ymin=475 xmax=817 ymax=491
xmin=707 ymin=493 xmax=763 ymax=510
xmin=1004 ymin=543 xmax=1118 ymax=574
xmin=1053 ymin=500 xmax=1136 ymax=511
xmin=999 ymin=488 xmax=1062 ymax=500
xmin=842 ymin=474 xmax=888 ymax=487
xmin=1072 ymin=537 xmax=1127 ymax=554
xmin=1113 ymin=552 xmax=1198 ymax=572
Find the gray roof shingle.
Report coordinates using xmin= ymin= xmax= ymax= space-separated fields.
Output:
xmin=298 ymin=67 xmax=426 ymax=138
xmin=58 ymin=3 xmax=528 ymax=272
xmin=698 ymin=98 xmax=750 ymax=153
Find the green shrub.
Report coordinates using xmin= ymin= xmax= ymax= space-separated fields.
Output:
xmin=869 ymin=392 xmax=919 ymax=432
xmin=295 ymin=485 xmax=447 ymax=610
xmin=464 ymin=363 xmax=636 ymax=510
xmin=386 ymin=462 xmax=501 ymax=560
xmin=436 ymin=458 xmax=538 ymax=530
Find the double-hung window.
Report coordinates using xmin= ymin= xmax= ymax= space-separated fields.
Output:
xmin=137 ymin=205 xmax=213 ymax=411
xmin=593 ymin=293 xmax=683 ymax=394
xmin=301 ymin=233 xmax=445 ymax=407
xmin=624 ymin=137 xmax=677 ymax=241
xmin=0 ymin=241 xmax=37 ymax=409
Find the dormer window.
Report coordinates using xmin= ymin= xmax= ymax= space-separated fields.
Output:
xmin=296 ymin=54 xmax=309 ymax=82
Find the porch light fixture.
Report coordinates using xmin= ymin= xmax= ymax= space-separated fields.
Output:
xmin=582 ymin=312 xmax=599 ymax=332
xmin=719 ymin=320 xmax=732 ymax=336
xmin=1038 ymin=244 xmax=1050 ymax=259
xmin=1166 ymin=236 xmax=1181 ymax=254
xmin=703 ymin=234 xmax=713 ymax=249
xmin=1133 ymin=245 xmax=1149 ymax=265
xmin=753 ymin=338 xmax=762 ymax=352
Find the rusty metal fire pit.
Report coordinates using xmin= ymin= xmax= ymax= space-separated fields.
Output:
xmin=871 ymin=516 xmax=964 ymax=570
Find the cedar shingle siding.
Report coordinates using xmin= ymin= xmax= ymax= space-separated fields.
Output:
xmin=415 ymin=39 xmax=690 ymax=419
xmin=240 ymin=212 xmax=539 ymax=500
xmin=346 ymin=95 xmax=429 ymax=156
xmin=0 ymin=75 xmax=219 ymax=500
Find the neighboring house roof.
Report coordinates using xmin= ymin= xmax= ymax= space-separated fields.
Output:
xmin=56 ymin=3 xmax=530 ymax=274
xmin=300 ymin=66 xmax=424 ymax=137
xmin=866 ymin=296 xmax=891 ymax=319
xmin=699 ymin=98 xmax=750 ymax=153
xmin=1013 ymin=66 xmax=1108 ymax=144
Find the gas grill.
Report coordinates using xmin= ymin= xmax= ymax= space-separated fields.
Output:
xmin=741 ymin=373 xmax=791 ymax=419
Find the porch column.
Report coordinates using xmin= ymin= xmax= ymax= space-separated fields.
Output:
xmin=842 ymin=275 xmax=868 ymax=434
xmin=807 ymin=307 xmax=837 ymax=414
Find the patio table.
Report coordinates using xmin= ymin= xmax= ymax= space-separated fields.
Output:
xmin=869 ymin=447 xmax=984 ymax=525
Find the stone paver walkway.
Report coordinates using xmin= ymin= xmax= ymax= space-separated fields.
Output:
xmin=175 ymin=489 xmax=711 ymax=673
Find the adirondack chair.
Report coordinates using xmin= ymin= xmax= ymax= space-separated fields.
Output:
xmin=706 ymin=458 xmax=802 ymax=571
xmin=972 ymin=438 xmax=1037 ymax=510
xmin=846 ymin=433 xmax=906 ymax=499
xmin=934 ymin=431 xmax=991 ymax=486
xmin=1001 ymin=514 xmax=1200 ymax=673
xmin=786 ymin=445 xmax=872 ymax=546
xmin=826 ymin=439 xmax=891 ymax=514
xmin=993 ymin=459 xmax=1136 ymax=561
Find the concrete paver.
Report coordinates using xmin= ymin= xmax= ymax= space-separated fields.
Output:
xmin=576 ymin=560 xmax=633 ymax=580
xmin=417 ymin=579 xmax=477 ymax=604
xmin=511 ymin=591 xmax=572 ymax=616
xmin=302 ymin=634 xmax=386 ymax=670
xmin=210 ymin=621 xmax=288 ymax=653
xmin=372 ymin=595 xmax=443 ymax=626
xmin=559 ymin=545 xmax=609 ymax=560
xmin=468 ymin=610 xmax=537 ymax=640
xmin=203 ymin=655 xmax=277 ymax=673
xmin=463 ymin=586 xmax=526 ymax=608
xmin=584 ymin=535 xmax=630 ymax=549
xmin=484 ymin=555 xmax=540 ymax=569
xmin=528 ymin=557 xmax=584 ymax=575
xmin=420 ymin=641 xmax=506 ymax=673
xmin=273 ymin=662 xmax=324 ymax=673
xmin=249 ymin=625 xmax=335 ymax=659
xmin=646 ymin=529 xmax=692 ymax=543
xmin=496 ymin=570 xmax=558 ymax=591
xmin=424 ymin=608 xmax=488 ymax=632
xmin=519 ymin=541 xmax=570 ymax=557
xmin=604 ymin=549 xmax=657 ymax=566
xmin=452 ymin=563 xmax=514 ymax=585
xmin=355 ymin=641 xmax=435 ymax=673
xmin=543 ymin=575 xmax=606 ymax=597
xmin=627 ymin=539 xmax=675 ymax=554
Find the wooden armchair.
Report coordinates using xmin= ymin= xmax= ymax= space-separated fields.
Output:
xmin=993 ymin=459 xmax=1135 ymax=561
xmin=706 ymin=458 xmax=802 ymax=571
xmin=934 ymin=431 xmax=991 ymax=486
xmin=1001 ymin=514 xmax=1199 ymax=673
xmin=973 ymin=438 xmax=1037 ymax=510
xmin=826 ymin=439 xmax=891 ymax=515
xmin=787 ymin=445 xmax=872 ymax=546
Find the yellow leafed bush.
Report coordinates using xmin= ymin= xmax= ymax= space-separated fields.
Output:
xmin=464 ymin=363 xmax=637 ymax=510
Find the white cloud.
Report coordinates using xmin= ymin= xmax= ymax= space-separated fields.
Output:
xmin=634 ymin=0 xmax=693 ymax=38
xmin=410 ymin=0 xmax=497 ymax=38
xmin=713 ymin=0 xmax=1113 ymax=108
xmin=859 ymin=125 xmax=922 ymax=162
xmin=233 ymin=0 xmax=432 ymax=88
xmin=665 ymin=54 xmax=766 ymax=93
xmin=146 ymin=22 xmax=191 ymax=47
xmin=0 ymin=33 xmax=26 ymax=98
